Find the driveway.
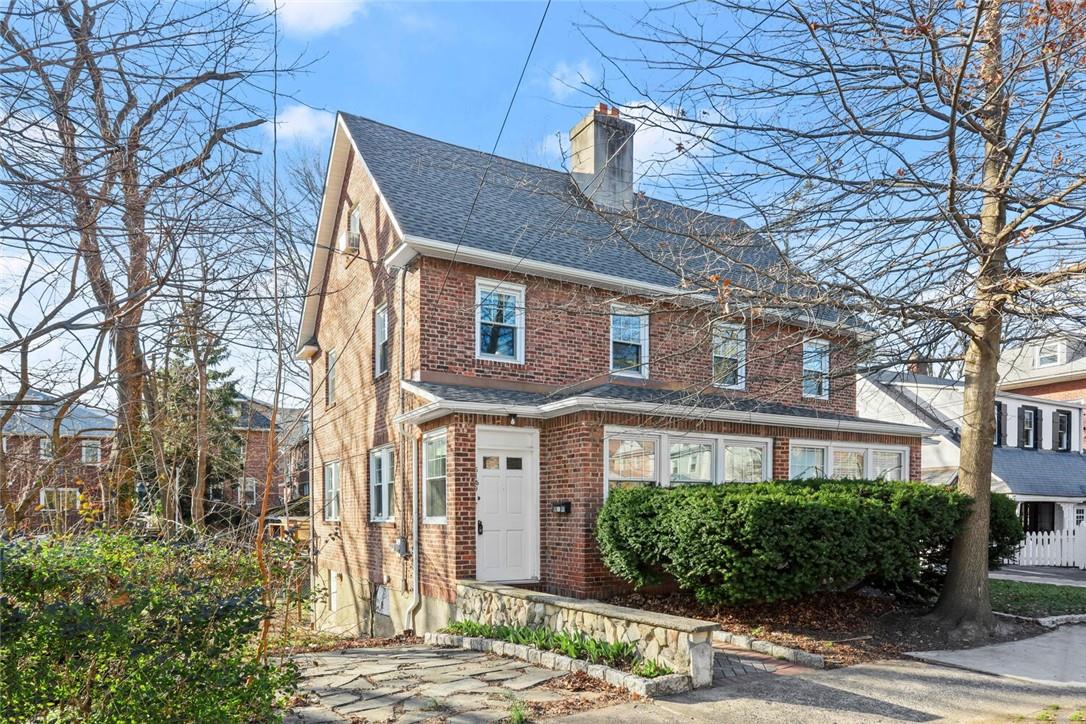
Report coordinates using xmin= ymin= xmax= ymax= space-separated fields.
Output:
xmin=992 ymin=565 xmax=1086 ymax=588
xmin=286 ymin=644 xmax=628 ymax=723
xmin=567 ymin=659 xmax=1086 ymax=723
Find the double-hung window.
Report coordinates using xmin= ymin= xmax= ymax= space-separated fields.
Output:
xmin=802 ymin=339 xmax=830 ymax=398
xmin=712 ymin=322 xmax=746 ymax=389
xmin=611 ymin=305 xmax=649 ymax=378
xmin=323 ymin=461 xmax=341 ymax=522
xmin=39 ymin=437 xmax=53 ymax=460
xmin=1019 ymin=406 xmax=1039 ymax=449
xmin=423 ymin=431 xmax=447 ymax=522
xmin=374 ymin=305 xmax=389 ymax=377
xmin=1056 ymin=410 xmax=1073 ymax=452
xmin=872 ymin=450 xmax=905 ymax=480
xmin=81 ymin=439 xmax=101 ymax=464
xmin=790 ymin=446 xmax=826 ymax=479
xmin=345 ymin=205 xmax=361 ymax=253
xmin=369 ymin=446 xmax=395 ymax=522
xmin=1036 ymin=341 xmax=1061 ymax=367
xmin=325 ymin=349 xmax=337 ymax=406
xmin=476 ymin=279 xmax=524 ymax=363
xmin=604 ymin=428 xmax=771 ymax=494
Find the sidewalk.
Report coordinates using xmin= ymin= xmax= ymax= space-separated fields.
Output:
xmin=992 ymin=565 xmax=1086 ymax=588
xmin=908 ymin=624 xmax=1086 ymax=685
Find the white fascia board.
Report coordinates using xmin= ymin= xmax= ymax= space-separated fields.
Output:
xmin=295 ymin=114 xmax=407 ymax=359
xmin=1011 ymin=494 xmax=1086 ymax=503
xmin=397 ymin=385 xmax=932 ymax=437
xmin=390 ymin=233 xmax=870 ymax=338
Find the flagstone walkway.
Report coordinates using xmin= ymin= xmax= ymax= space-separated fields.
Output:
xmin=285 ymin=645 xmax=625 ymax=723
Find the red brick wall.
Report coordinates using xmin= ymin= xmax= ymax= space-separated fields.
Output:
xmin=1 ymin=434 xmax=111 ymax=530
xmin=417 ymin=258 xmax=858 ymax=416
xmin=424 ymin=411 xmax=921 ymax=601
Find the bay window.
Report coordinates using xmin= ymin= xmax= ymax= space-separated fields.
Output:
xmin=789 ymin=441 xmax=909 ymax=480
xmin=604 ymin=427 xmax=771 ymax=494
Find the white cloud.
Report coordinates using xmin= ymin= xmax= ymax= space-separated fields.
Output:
xmin=548 ymin=61 xmax=597 ymax=101
xmin=254 ymin=0 xmax=365 ymax=37
xmin=269 ymin=104 xmax=335 ymax=145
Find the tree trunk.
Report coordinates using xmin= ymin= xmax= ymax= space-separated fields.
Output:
xmin=190 ymin=361 xmax=210 ymax=530
xmin=109 ymin=322 xmax=145 ymax=522
xmin=932 ymin=0 xmax=1009 ymax=631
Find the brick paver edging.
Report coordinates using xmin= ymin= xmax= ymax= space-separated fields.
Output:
xmin=712 ymin=630 xmax=826 ymax=669
xmin=423 ymin=632 xmax=692 ymax=698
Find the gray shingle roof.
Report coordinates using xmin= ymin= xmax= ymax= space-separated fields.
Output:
xmin=992 ymin=447 xmax=1086 ymax=498
xmin=409 ymin=380 xmax=896 ymax=425
xmin=1 ymin=389 xmax=113 ymax=438
xmin=340 ymin=113 xmax=819 ymax=312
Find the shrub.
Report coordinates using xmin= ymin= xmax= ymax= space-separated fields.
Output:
xmin=596 ymin=480 xmax=976 ymax=605
xmin=988 ymin=493 xmax=1025 ymax=568
xmin=0 ymin=533 xmax=297 ymax=722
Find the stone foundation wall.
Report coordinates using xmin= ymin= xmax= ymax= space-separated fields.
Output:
xmin=455 ymin=579 xmax=717 ymax=688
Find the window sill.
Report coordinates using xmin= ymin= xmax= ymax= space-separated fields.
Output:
xmin=802 ymin=394 xmax=830 ymax=401
xmin=713 ymin=382 xmax=746 ymax=391
xmin=475 ymin=354 xmax=524 ymax=365
xmin=610 ymin=369 xmax=648 ymax=380
xmin=370 ymin=518 xmax=396 ymax=524
xmin=423 ymin=517 xmax=447 ymax=525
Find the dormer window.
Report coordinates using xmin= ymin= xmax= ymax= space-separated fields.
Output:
xmin=1019 ymin=406 xmax=1040 ymax=449
xmin=1056 ymin=410 xmax=1073 ymax=452
xmin=1035 ymin=340 xmax=1063 ymax=368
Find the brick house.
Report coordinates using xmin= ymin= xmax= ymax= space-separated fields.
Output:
xmin=227 ymin=398 xmax=307 ymax=512
xmin=297 ymin=105 xmax=930 ymax=635
xmin=1 ymin=388 xmax=113 ymax=531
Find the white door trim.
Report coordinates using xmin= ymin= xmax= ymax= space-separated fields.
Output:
xmin=475 ymin=425 xmax=540 ymax=582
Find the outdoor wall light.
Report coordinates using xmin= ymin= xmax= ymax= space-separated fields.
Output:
xmin=551 ymin=501 xmax=572 ymax=514
xmin=508 ymin=413 xmax=518 ymax=425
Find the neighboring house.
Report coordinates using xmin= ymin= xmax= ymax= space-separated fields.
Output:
xmin=297 ymin=105 xmax=930 ymax=636
xmin=999 ymin=335 xmax=1086 ymax=439
xmin=229 ymin=398 xmax=308 ymax=512
xmin=0 ymin=388 xmax=113 ymax=529
xmin=858 ymin=370 xmax=1086 ymax=532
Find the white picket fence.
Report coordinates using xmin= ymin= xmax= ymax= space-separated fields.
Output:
xmin=1009 ymin=528 xmax=1085 ymax=568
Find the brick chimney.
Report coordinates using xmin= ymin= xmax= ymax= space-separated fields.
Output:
xmin=569 ymin=103 xmax=635 ymax=211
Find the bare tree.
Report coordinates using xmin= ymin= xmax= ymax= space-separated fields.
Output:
xmin=586 ymin=0 xmax=1086 ymax=632
xmin=0 ymin=0 xmax=281 ymax=520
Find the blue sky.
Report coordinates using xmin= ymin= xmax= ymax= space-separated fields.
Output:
xmin=264 ymin=1 xmax=685 ymax=174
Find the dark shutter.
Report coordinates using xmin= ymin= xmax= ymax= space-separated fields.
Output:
xmin=1035 ymin=408 xmax=1043 ymax=450
xmin=1000 ymin=403 xmax=1008 ymax=446
xmin=1018 ymin=407 xmax=1027 ymax=449
xmin=1053 ymin=412 xmax=1061 ymax=451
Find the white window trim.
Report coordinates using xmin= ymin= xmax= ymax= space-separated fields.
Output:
xmin=323 ymin=461 xmax=341 ymax=522
xmin=1035 ymin=341 xmax=1063 ymax=368
xmin=712 ymin=322 xmax=747 ymax=390
xmin=80 ymin=439 xmax=102 ymax=465
xmin=610 ymin=304 xmax=650 ymax=379
xmin=1056 ymin=410 xmax=1073 ymax=452
xmin=328 ymin=570 xmax=339 ymax=613
xmin=602 ymin=425 xmax=773 ymax=498
xmin=422 ymin=429 xmax=448 ymax=524
xmin=475 ymin=278 xmax=526 ymax=364
xmin=39 ymin=436 xmax=53 ymax=460
xmin=237 ymin=477 xmax=258 ymax=506
xmin=802 ymin=338 xmax=831 ymax=400
xmin=345 ymin=205 xmax=361 ymax=253
xmin=374 ymin=304 xmax=389 ymax=378
xmin=369 ymin=445 xmax=395 ymax=523
xmin=39 ymin=486 xmax=80 ymax=512
xmin=787 ymin=440 xmax=910 ymax=480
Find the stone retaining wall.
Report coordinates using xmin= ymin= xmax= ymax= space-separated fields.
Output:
xmin=455 ymin=579 xmax=717 ymax=688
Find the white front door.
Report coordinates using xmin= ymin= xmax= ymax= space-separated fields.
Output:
xmin=476 ymin=427 xmax=538 ymax=582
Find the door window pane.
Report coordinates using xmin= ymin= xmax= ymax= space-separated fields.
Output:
xmin=724 ymin=445 xmax=764 ymax=483
xmin=506 ymin=457 xmax=523 ymax=470
xmin=669 ymin=442 xmax=713 ymax=484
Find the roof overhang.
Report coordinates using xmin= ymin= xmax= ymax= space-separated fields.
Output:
xmin=396 ymin=380 xmax=933 ymax=437
xmin=295 ymin=114 xmax=405 ymax=360
xmin=384 ymin=234 xmax=872 ymax=339
xmin=1000 ymin=369 xmax=1086 ymax=392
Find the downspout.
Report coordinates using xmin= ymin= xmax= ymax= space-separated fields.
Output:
xmin=307 ymin=357 xmax=317 ymax=624
xmin=397 ymin=264 xmax=422 ymax=632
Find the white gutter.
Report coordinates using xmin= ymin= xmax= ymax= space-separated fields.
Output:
xmin=386 ymin=234 xmax=873 ymax=339
xmin=397 ymin=381 xmax=934 ymax=437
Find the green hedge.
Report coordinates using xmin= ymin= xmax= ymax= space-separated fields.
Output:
xmin=0 ymin=533 xmax=297 ymax=722
xmin=596 ymin=480 xmax=1022 ymax=605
